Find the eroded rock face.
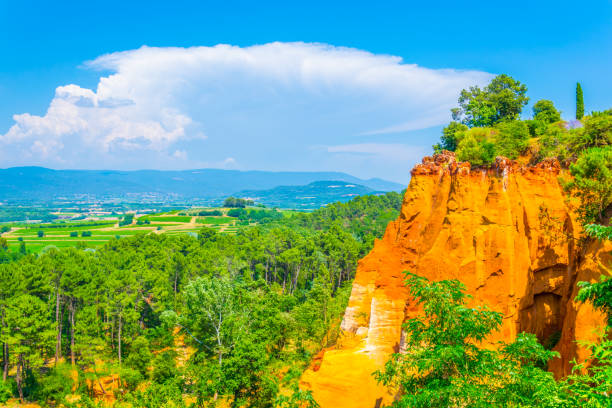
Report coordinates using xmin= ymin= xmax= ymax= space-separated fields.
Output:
xmin=300 ymin=152 xmax=611 ymax=408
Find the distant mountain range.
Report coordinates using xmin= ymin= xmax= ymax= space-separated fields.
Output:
xmin=236 ymin=180 xmax=386 ymax=209
xmin=0 ymin=167 xmax=404 ymax=204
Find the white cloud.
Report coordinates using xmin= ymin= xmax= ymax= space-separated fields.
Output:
xmin=0 ymin=42 xmax=492 ymax=175
xmin=172 ymin=149 xmax=187 ymax=160
xmin=327 ymin=143 xmax=426 ymax=161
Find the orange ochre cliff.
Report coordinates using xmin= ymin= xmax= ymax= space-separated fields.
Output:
xmin=300 ymin=152 xmax=611 ymax=408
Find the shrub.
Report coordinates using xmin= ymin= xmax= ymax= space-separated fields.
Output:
xmin=224 ymin=197 xmax=254 ymax=208
xmin=119 ymin=367 xmax=143 ymax=391
xmin=126 ymin=336 xmax=153 ymax=377
xmin=119 ymin=214 xmax=134 ymax=226
xmin=199 ymin=210 xmax=223 ymax=216
xmin=70 ymin=231 xmax=78 ymax=237
xmin=526 ymin=119 xmax=548 ymax=137
xmin=227 ymin=208 xmax=247 ymax=219
xmin=30 ymin=363 xmax=73 ymax=405
xmin=440 ymin=121 xmax=468 ymax=151
xmin=564 ymin=146 xmax=612 ymax=223
xmin=456 ymin=134 xmax=496 ymax=166
xmin=535 ymin=123 xmax=572 ymax=162
xmin=533 ymin=99 xmax=561 ymax=124
xmin=494 ymin=120 xmax=530 ymax=159
xmin=81 ymin=231 xmax=92 ymax=237
xmin=37 ymin=230 xmax=44 ymax=238
xmin=0 ymin=380 xmax=12 ymax=404
xmin=152 ymin=350 xmax=180 ymax=384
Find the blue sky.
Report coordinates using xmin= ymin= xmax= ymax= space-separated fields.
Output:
xmin=1 ymin=0 xmax=611 ymax=183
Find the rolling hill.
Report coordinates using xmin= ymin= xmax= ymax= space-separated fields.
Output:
xmin=0 ymin=167 xmax=403 ymax=203
xmin=235 ymin=180 xmax=386 ymax=208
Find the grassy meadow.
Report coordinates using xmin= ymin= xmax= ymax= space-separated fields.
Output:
xmin=0 ymin=207 xmax=251 ymax=253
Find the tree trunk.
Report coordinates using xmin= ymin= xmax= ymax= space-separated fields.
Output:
xmin=1 ymin=310 xmax=7 ymax=381
xmin=110 ymin=315 xmax=114 ymax=350
xmin=16 ymin=354 xmax=24 ymax=403
xmin=69 ymin=299 xmax=76 ymax=366
xmin=174 ymin=269 xmax=178 ymax=309
xmin=117 ymin=316 xmax=122 ymax=365
xmin=214 ymin=331 xmax=222 ymax=401
xmin=55 ymin=290 xmax=61 ymax=365
xmin=2 ymin=342 xmax=7 ymax=382
xmin=291 ymin=264 xmax=301 ymax=294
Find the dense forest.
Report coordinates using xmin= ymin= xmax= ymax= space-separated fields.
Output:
xmin=0 ymin=192 xmax=403 ymax=407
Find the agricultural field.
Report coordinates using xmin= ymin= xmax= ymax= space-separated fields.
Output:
xmin=0 ymin=207 xmax=271 ymax=254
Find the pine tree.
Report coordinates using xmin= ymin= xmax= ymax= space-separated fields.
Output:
xmin=576 ymin=82 xmax=584 ymax=120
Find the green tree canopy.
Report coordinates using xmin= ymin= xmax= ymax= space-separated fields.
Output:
xmin=565 ymin=146 xmax=612 ymax=222
xmin=375 ymin=272 xmax=563 ymax=408
xmin=452 ymin=74 xmax=529 ymax=127
xmin=576 ymin=82 xmax=585 ymax=120
xmin=533 ymin=99 xmax=561 ymax=124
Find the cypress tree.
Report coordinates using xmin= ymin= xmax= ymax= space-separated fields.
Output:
xmin=576 ymin=82 xmax=584 ymax=120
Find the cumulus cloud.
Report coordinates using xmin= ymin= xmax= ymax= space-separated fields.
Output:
xmin=0 ymin=42 xmax=492 ymax=176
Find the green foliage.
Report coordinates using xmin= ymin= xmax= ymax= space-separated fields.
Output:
xmin=152 ymin=350 xmax=180 ymax=384
xmin=576 ymin=224 xmax=612 ymax=327
xmin=30 ymin=363 xmax=74 ymax=405
xmin=275 ymin=385 xmax=320 ymax=408
xmin=438 ymin=121 xmax=469 ymax=151
xmin=576 ymin=82 xmax=584 ymax=120
xmin=561 ymin=333 xmax=612 ymax=407
xmin=494 ymin=120 xmax=530 ymax=159
xmin=442 ymin=107 xmax=529 ymax=165
xmin=226 ymin=208 xmax=284 ymax=223
xmin=572 ymin=112 xmax=612 ymax=151
xmin=119 ymin=367 xmax=144 ymax=391
xmin=584 ymin=223 xmax=612 ymax=241
xmin=564 ymin=146 xmax=612 ymax=222
xmin=224 ymin=196 xmax=255 ymax=208
xmin=452 ymin=74 xmax=529 ymax=127
xmin=125 ymin=380 xmax=186 ymax=408
xmin=577 ymin=276 xmax=612 ymax=327
xmin=144 ymin=215 xmax=191 ymax=223
xmin=119 ymin=214 xmax=134 ymax=226
xmin=198 ymin=209 xmax=223 ymax=216
xmin=70 ymin=231 xmax=78 ymax=237
xmin=534 ymin=122 xmax=572 ymax=161
xmin=455 ymin=132 xmax=496 ymax=166
xmin=0 ymin=192 xmax=401 ymax=405
xmin=227 ymin=208 xmax=247 ymax=218
xmin=565 ymin=219 xmax=612 ymax=406
xmin=125 ymin=336 xmax=153 ymax=377
xmin=81 ymin=230 xmax=92 ymax=237
xmin=375 ymin=272 xmax=563 ymax=408
xmin=0 ymin=380 xmax=12 ymax=403
xmin=37 ymin=230 xmax=44 ymax=238
xmin=533 ymin=99 xmax=562 ymax=124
